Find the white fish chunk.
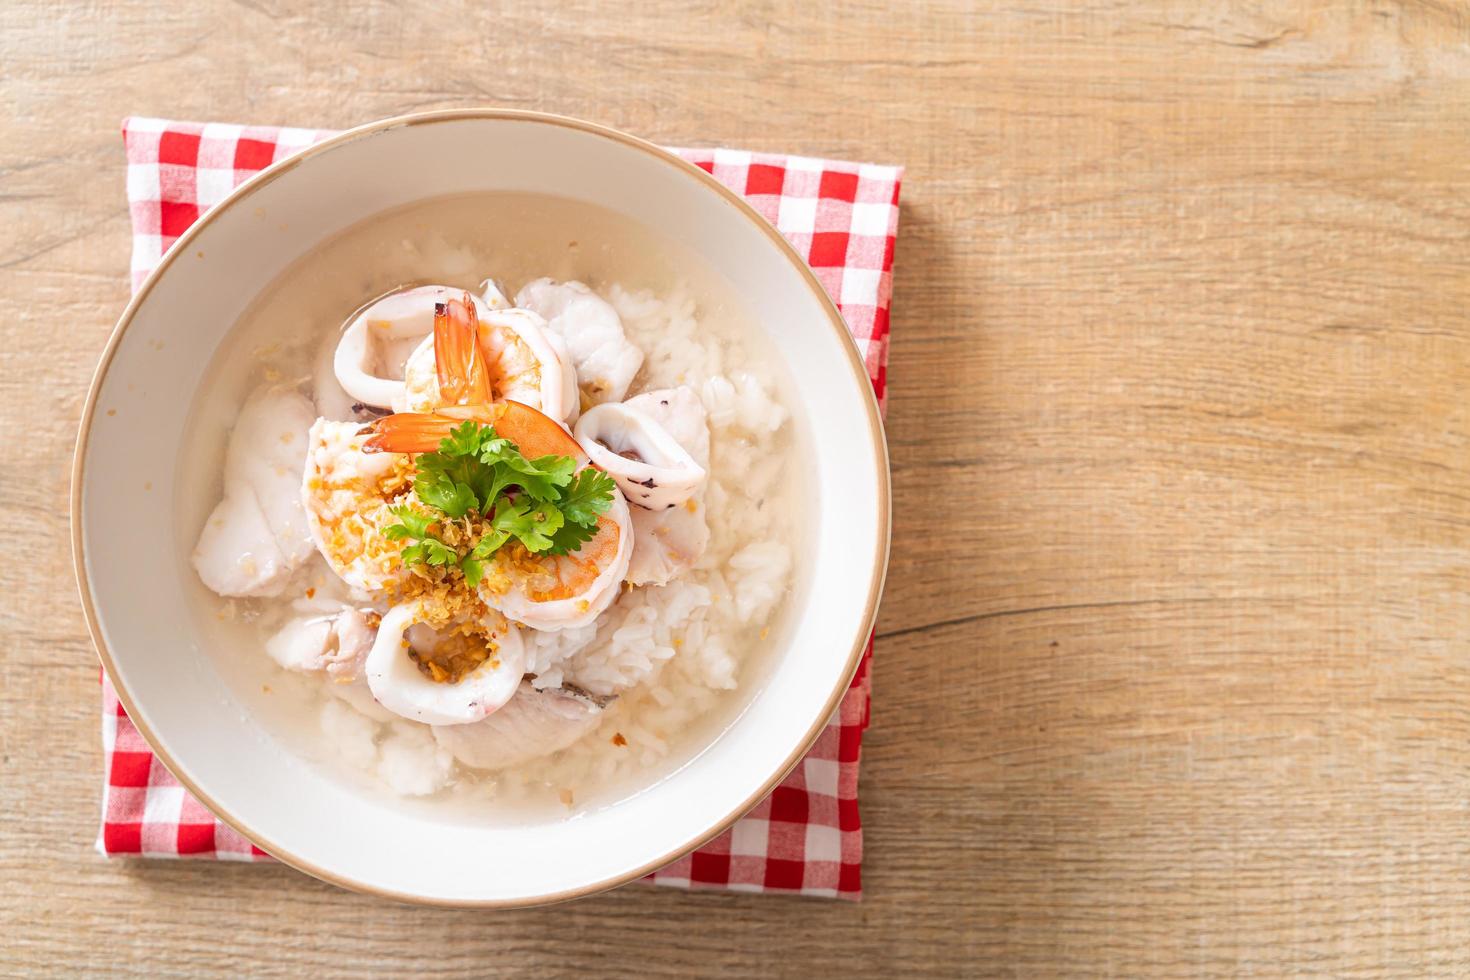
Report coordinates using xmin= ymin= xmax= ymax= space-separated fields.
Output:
xmin=622 ymin=387 xmax=711 ymax=586
xmin=224 ymin=388 xmax=316 ymax=565
xmin=192 ymin=491 xmax=288 ymax=597
xmin=264 ymin=615 xmax=333 ymax=672
xmin=266 ymin=606 xmax=397 ymax=722
xmin=264 ymin=606 xmax=376 ymax=677
xmin=516 ymin=278 xmax=643 ymax=406
xmin=193 ymin=387 xmax=316 ymax=597
xmin=432 ymin=682 xmax=608 ymax=770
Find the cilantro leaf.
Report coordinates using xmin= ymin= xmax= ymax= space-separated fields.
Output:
xmin=439 ymin=420 xmax=492 ymax=458
xmin=558 ymin=468 xmax=617 ymax=526
xmin=411 ymin=421 xmax=521 ymax=514
xmin=385 ymin=504 xmax=435 ymax=540
xmin=530 ymin=455 xmax=579 ymax=485
xmin=387 ymin=419 xmax=621 ymax=572
xmin=402 ymin=537 xmax=459 ymax=566
xmin=417 ymin=477 xmax=477 ymax=518
xmin=467 ymin=531 xmax=508 ymax=560
xmin=524 ymin=499 xmax=566 ymax=543
xmin=460 ymin=556 xmax=487 ymax=589
xmin=471 ymin=426 xmax=514 ymax=460
xmin=544 ymin=518 xmax=599 ymax=557
xmin=479 ymin=443 xmax=576 ymax=503
xmin=386 ymin=504 xmax=460 ymax=570
xmin=416 ymin=454 xmax=495 ymax=516
xmin=490 ymin=496 xmax=565 ymax=553
xmin=426 ymin=539 xmax=459 ymax=565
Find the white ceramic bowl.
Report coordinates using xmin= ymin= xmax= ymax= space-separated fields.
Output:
xmin=72 ymin=109 xmax=888 ymax=906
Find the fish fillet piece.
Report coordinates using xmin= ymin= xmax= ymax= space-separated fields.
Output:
xmin=193 ymin=386 xmax=316 ymax=597
xmin=515 ymin=278 xmax=643 ymax=406
xmin=431 ymin=682 xmax=608 ymax=770
xmin=265 ymin=607 xmax=397 ymax=722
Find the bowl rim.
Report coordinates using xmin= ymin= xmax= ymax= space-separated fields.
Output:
xmin=70 ymin=107 xmax=891 ymax=908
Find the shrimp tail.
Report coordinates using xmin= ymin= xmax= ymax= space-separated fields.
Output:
xmin=433 ymin=293 xmax=494 ymax=406
xmin=361 ymin=409 xmax=491 ymax=454
xmin=362 ymin=401 xmax=588 ymax=464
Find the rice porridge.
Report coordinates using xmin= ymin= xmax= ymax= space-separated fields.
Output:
xmin=178 ymin=192 xmax=807 ymax=818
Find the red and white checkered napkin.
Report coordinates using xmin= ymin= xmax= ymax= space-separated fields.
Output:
xmin=104 ymin=117 xmax=900 ymax=900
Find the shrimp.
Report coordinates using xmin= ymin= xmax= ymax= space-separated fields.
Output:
xmin=365 ymin=601 xmax=526 ymax=725
xmin=333 ymin=284 xmax=502 ymax=411
xmin=480 ymin=489 xmax=632 ymax=631
xmin=401 ymin=293 xmax=576 ymax=421
xmin=301 ymin=417 xmax=416 ymax=593
xmin=362 ymin=400 xmax=586 ymax=461
xmin=361 ymin=399 xmax=634 ymax=632
xmin=428 ymin=294 xmax=493 ymax=406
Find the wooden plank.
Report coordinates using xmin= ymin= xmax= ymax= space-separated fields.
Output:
xmin=3 ymin=0 xmax=1469 ymax=974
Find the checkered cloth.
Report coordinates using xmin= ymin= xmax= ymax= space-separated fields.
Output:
xmin=103 ymin=117 xmax=900 ymax=900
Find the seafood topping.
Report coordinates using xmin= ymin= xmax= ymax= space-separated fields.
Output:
xmin=400 ymin=296 xmax=574 ymax=421
xmin=192 ymin=387 xmax=316 ymax=598
xmin=333 ymin=285 xmax=499 ymax=411
xmin=301 ymin=417 xmax=414 ymax=594
xmin=574 ymin=401 xmax=706 ymax=511
xmin=194 ymin=263 xmax=787 ymax=790
xmin=622 ymin=387 xmax=712 ymax=587
xmin=516 ymin=278 xmax=642 ymax=406
xmin=365 ymin=601 xmax=525 ymax=726
xmin=375 ymin=416 xmax=618 ymax=585
xmin=432 ymin=682 xmax=612 ymax=770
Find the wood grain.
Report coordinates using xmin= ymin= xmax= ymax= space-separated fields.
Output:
xmin=3 ymin=0 xmax=1469 ymax=975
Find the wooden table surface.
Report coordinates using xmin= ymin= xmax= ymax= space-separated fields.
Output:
xmin=4 ymin=1 xmax=1470 ymax=975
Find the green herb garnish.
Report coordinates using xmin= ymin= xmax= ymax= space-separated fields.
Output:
xmin=384 ymin=421 xmax=616 ymax=583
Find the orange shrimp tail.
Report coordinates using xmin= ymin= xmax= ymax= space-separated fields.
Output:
xmin=433 ymin=293 xmax=493 ymax=406
xmin=361 ymin=409 xmax=489 ymax=454
xmin=361 ymin=401 xmax=587 ymax=463
xmin=491 ymin=400 xmax=587 ymax=463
